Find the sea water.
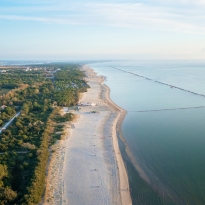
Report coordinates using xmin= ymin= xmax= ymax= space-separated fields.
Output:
xmin=89 ymin=60 xmax=205 ymax=205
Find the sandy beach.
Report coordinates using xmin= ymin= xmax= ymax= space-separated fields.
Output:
xmin=44 ymin=65 xmax=132 ymax=205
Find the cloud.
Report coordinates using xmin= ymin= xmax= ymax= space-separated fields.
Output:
xmin=0 ymin=14 xmax=77 ymax=24
xmin=81 ymin=3 xmax=205 ymax=33
xmin=0 ymin=2 xmax=205 ymax=34
xmin=147 ymin=0 xmax=205 ymax=6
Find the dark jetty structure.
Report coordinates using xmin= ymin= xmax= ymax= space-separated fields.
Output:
xmin=110 ymin=66 xmax=205 ymax=112
xmin=110 ymin=66 xmax=205 ymax=98
xmin=129 ymin=106 xmax=205 ymax=113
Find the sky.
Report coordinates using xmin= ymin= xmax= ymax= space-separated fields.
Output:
xmin=0 ymin=0 xmax=205 ymax=60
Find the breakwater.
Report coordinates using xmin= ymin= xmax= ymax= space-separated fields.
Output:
xmin=110 ymin=66 xmax=205 ymax=98
xmin=128 ymin=106 xmax=205 ymax=113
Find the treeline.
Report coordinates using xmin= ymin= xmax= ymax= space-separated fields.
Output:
xmin=0 ymin=64 xmax=87 ymax=204
xmin=22 ymin=111 xmax=52 ymax=204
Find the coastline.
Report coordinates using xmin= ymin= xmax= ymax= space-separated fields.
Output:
xmin=43 ymin=65 xmax=132 ymax=205
xmin=102 ymin=84 xmax=132 ymax=204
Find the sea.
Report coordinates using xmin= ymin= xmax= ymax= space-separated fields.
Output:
xmin=89 ymin=60 xmax=205 ymax=205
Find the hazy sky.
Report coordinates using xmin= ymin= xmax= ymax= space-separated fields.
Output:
xmin=0 ymin=0 xmax=205 ymax=60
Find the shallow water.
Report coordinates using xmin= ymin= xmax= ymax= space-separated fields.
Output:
xmin=89 ymin=60 xmax=205 ymax=205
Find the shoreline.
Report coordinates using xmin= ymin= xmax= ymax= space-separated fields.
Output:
xmin=100 ymin=72 xmax=151 ymax=186
xmin=102 ymin=84 xmax=132 ymax=204
xmin=43 ymin=65 xmax=132 ymax=204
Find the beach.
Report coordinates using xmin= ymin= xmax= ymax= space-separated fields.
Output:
xmin=43 ymin=65 xmax=132 ymax=205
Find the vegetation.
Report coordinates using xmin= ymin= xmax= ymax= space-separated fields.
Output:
xmin=0 ymin=89 xmax=10 ymax=96
xmin=0 ymin=63 xmax=88 ymax=204
xmin=54 ymin=113 xmax=74 ymax=123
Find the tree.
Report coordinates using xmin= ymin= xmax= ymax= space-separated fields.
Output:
xmin=0 ymin=165 xmax=8 ymax=187
xmin=16 ymin=121 xmax=23 ymax=129
xmin=22 ymin=103 xmax=29 ymax=115
xmin=0 ymin=187 xmax=17 ymax=203
xmin=34 ymin=88 xmax=39 ymax=94
xmin=22 ymin=143 xmax=36 ymax=150
xmin=4 ymin=107 xmax=15 ymax=115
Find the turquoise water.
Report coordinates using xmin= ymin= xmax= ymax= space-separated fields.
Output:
xmin=89 ymin=60 xmax=205 ymax=205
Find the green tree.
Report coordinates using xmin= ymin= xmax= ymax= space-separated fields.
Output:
xmin=0 ymin=165 xmax=8 ymax=187
xmin=22 ymin=103 xmax=29 ymax=114
xmin=0 ymin=187 xmax=17 ymax=204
